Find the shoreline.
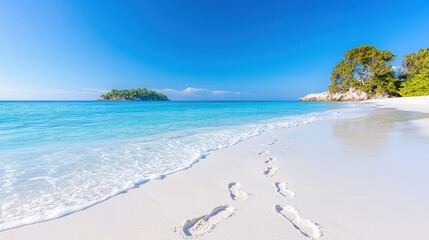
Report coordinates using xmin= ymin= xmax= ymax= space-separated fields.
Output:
xmin=1 ymin=98 xmax=428 ymax=239
xmin=0 ymin=103 xmax=360 ymax=233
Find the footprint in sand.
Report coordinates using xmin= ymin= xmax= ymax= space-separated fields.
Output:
xmin=274 ymin=204 xmax=322 ymax=239
xmin=268 ymin=139 xmax=278 ymax=146
xmin=263 ymin=166 xmax=278 ymax=177
xmin=228 ymin=182 xmax=251 ymax=201
xmin=177 ymin=205 xmax=236 ymax=239
xmin=258 ymin=150 xmax=270 ymax=156
xmin=274 ymin=182 xmax=295 ymax=198
xmin=264 ymin=157 xmax=276 ymax=164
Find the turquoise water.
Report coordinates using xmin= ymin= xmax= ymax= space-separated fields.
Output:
xmin=0 ymin=101 xmax=363 ymax=231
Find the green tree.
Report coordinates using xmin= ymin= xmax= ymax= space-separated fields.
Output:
xmin=329 ymin=45 xmax=399 ymax=95
xmin=399 ymin=70 xmax=429 ymax=97
xmin=401 ymin=48 xmax=429 ymax=80
xmin=99 ymin=88 xmax=169 ymax=101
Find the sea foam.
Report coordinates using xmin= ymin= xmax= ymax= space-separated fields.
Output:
xmin=0 ymin=103 xmax=366 ymax=231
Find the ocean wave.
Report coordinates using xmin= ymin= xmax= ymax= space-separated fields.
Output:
xmin=0 ymin=103 xmax=367 ymax=231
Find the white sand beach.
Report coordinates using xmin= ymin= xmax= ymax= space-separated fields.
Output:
xmin=1 ymin=97 xmax=428 ymax=240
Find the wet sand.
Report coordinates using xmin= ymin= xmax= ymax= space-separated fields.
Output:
xmin=1 ymin=99 xmax=428 ymax=240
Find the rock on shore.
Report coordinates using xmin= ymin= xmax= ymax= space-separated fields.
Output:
xmin=299 ymin=88 xmax=390 ymax=102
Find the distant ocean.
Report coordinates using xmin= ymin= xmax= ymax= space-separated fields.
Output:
xmin=0 ymin=101 xmax=365 ymax=231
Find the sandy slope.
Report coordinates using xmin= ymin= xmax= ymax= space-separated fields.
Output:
xmin=1 ymin=99 xmax=428 ymax=240
xmin=366 ymin=95 xmax=429 ymax=105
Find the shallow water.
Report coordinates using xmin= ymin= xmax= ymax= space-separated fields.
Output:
xmin=0 ymin=101 xmax=365 ymax=231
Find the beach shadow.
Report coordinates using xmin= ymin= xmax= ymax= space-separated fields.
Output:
xmin=331 ymin=108 xmax=429 ymax=156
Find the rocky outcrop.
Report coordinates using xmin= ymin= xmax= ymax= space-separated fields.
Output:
xmin=299 ymin=88 xmax=391 ymax=102
xmin=97 ymin=96 xmax=126 ymax=101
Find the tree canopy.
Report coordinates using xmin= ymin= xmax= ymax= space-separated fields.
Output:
xmin=398 ymin=48 xmax=429 ymax=97
xmin=399 ymin=69 xmax=429 ymax=97
xmin=329 ymin=45 xmax=399 ymax=95
xmin=401 ymin=48 xmax=429 ymax=80
xmin=98 ymin=88 xmax=169 ymax=101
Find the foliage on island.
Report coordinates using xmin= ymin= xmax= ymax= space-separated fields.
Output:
xmin=329 ymin=45 xmax=399 ymax=96
xmin=399 ymin=48 xmax=429 ymax=96
xmin=399 ymin=70 xmax=429 ymax=97
xmin=98 ymin=88 xmax=169 ymax=101
xmin=328 ymin=46 xmax=429 ymax=98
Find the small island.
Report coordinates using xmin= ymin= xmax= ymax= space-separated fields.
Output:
xmin=300 ymin=46 xmax=429 ymax=101
xmin=97 ymin=88 xmax=169 ymax=101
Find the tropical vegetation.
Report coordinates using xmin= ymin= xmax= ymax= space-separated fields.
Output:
xmin=399 ymin=48 xmax=429 ymax=96
xmin=399 ymin=70 xmax=429 ymax=96
xmin=401 ymin=48 xmax=429 ymax=79
xmin=329 ymin=45 xmax=399 ymax=96
xmin=329 ymin=46 xmax=429 ymax=97
xmin=98 ymin=88 xmax=169 ymax=101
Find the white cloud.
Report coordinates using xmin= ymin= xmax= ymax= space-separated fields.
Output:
xmin=212 ymin=90 xmax=241 ymax=96
xmin=183 ymin=87 xmax=205 ymax=94
xmin=0 ymin=86 xmax=246 ymax=101
xmin=156 ymin=87 xmax=245 ymax=100
xmin=392 ymin=65 xmax=407 ymax=74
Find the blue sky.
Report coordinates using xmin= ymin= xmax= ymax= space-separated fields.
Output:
xmin=1 ymin=0 xmax=428 ymax=100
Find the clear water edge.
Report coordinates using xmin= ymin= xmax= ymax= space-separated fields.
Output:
xmin=0 ymin=101 xmax=368 ymax=231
